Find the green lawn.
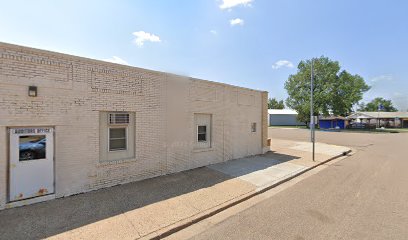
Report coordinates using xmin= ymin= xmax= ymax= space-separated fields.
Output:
xmin=382 ymin=128 xmax=408 ymax=133
xmin=269 ymin=125 xmax=308 ymax=129
xmin=321 ymin=128 xmax=408 ymax=134
xmin=269 ymin=125 xmax=408 ymax=133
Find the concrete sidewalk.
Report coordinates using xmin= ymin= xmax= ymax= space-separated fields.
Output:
xmin=0 ymin=139 xmax=350 ymax=240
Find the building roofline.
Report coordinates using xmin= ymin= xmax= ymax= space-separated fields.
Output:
xmin=0 ymin=41 xmax=267 ymax=94
xmin=268 ymin=109 xmax=298 ymax=115
xmin=319 ymin=116 xmax=346 ymax=120
xmin=348 ymin=111 xmax=408 ymax=119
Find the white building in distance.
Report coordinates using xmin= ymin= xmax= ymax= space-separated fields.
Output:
xmin=268 ymin=109 xmax=305 ymax=126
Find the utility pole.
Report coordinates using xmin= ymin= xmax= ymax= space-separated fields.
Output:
xmin=311 ymin=60 xmax=315 ymax=161
xmin=377 ymin=104 xmax=383 ymax=129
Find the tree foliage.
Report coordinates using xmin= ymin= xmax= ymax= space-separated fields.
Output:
xmin=358 ymin=97 xmax=398 ymax=112
xmin=268 ymin=98 xmax=285 ymax=109
xmin=284 ymin=57 xmax=370 ymax=123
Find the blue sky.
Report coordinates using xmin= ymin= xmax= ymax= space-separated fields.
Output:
xmin=1 ymin=0 xmax=407 ymax=110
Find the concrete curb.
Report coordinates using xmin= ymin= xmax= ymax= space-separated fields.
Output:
xmin=142 ymin=149 xmax=353 ymax=240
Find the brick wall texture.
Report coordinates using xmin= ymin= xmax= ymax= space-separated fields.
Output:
xmin=0 ymin=42 xmax=268 ymax=208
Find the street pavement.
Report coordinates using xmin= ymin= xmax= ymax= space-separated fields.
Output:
xmin=0 ymin=135 xmax=348 ymax=240
xmin=173 ymin=128 xmax=408 ymax=240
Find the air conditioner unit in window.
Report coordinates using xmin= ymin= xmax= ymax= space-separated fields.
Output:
xmin=109 ymin=113 xmax=130 ymax=125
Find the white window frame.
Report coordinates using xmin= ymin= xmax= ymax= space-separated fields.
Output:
xmin=108 ymin=126 xmax=128 ymax=152
xmin=251 ymin=122 xmax=257 ymax=133
xmin=194 ymin=113 xmax=212 ymax=150
xmin=197 ymin=125 xmax=208 ymax=143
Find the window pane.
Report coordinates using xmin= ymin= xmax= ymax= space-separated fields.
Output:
xmin=109 ymin=128 xmax=127 ymax=151
xmin=251 ymin=123 xmax=257 ymax=132
xmin=109 ymin=139 xmax=127 ymax=151
xmin=198 ymin=133 xmax=206 ymax=142
xmin=198 ymin=125 xmax=206 ymax=134
xmin=109 ymin=128 xmax=126 ymax=139
xmin=19 ymin=135 xmax=46 ymax=161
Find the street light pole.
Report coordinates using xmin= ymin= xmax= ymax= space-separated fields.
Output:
xmin=311 ymin=60 xmax=315 ymax=161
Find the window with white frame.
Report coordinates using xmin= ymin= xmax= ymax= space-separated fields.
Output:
xmin=197 ymin=125 xmax=207 ymax=142
xmin=251 ymin=122 xmax=257 ymax=133
xmin=99 ymin=112 xmax=135 ymax=162
xmin=194 ymin=113 xmax=212 ymax=149
xmin=109 ymin=127 xmax=127 ymax=151
xmin=108 ymin=113 xmax=129 ymax=151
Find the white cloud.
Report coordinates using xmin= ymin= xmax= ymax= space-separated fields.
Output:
xmin=132 ymin=31 xmax=161 ymax=47
xmin=210 ymin=30 xmax=218 ymax=35
xmin=103 ymin=56 xmax=129 ymax=65
xmin=272 ymin=60 xmax=294 ymax=69
xmin=371 ymin=74 xmax=393 ymax=83
xmin=230 ymin=18 xmax=244 ymax=26
xmin=220 ymin=0 xmax=253 ymax=9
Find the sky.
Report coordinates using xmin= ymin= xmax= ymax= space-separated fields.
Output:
xmin=1 ymin=0 xmax=407 ymax=110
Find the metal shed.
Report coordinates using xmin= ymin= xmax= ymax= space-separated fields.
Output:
xmin=268 ymin=109 xmax=305 ymax=126
xmin=319 ymin=117 xmax=347 ymax=129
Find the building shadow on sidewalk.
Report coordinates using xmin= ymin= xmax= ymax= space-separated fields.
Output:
xmin=0 ymin=152 xmax=300 ymax=240
xmin=263 ymin=151 xmax=301 ymax=162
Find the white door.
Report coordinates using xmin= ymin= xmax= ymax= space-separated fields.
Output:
xmin=9 ymin=127 xmax=54 ymax=202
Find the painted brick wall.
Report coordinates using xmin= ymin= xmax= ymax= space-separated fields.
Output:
xmin=0 ymin=42 xmax=267 ymax=209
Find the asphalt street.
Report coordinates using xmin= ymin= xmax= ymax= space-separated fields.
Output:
xmin=183 ymin=128 xmax=408 ymax=240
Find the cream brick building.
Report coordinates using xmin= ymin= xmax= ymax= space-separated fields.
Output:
xmin=0 ymin=42 xmax=268 ymax=209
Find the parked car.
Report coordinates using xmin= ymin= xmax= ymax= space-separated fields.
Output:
xmin=349 ymin=122 xmax=376 ymax=129
xmin=349 ymin=122 xmax=367 ymax=129
xmin=19 ymin=137 xmax=46 ymax=160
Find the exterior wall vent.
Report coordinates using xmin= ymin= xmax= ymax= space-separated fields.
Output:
xmin=108 ymin=113 xmax=130 ymax=125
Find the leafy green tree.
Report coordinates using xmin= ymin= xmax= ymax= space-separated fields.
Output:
xmin=268 ymin=98 xmax=285 ymax=109
xmin=358 ymin=97 xmax=398 ymax=112
xmin=285 ymin=57 xmax=370 ymax=124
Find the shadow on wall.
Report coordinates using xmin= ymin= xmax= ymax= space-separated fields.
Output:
xmin=0 ymin=151 xmax=300 ymax=239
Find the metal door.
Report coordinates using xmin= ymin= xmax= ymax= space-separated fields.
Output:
xmin=9 ymin=127 xmax=54 ymax=202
